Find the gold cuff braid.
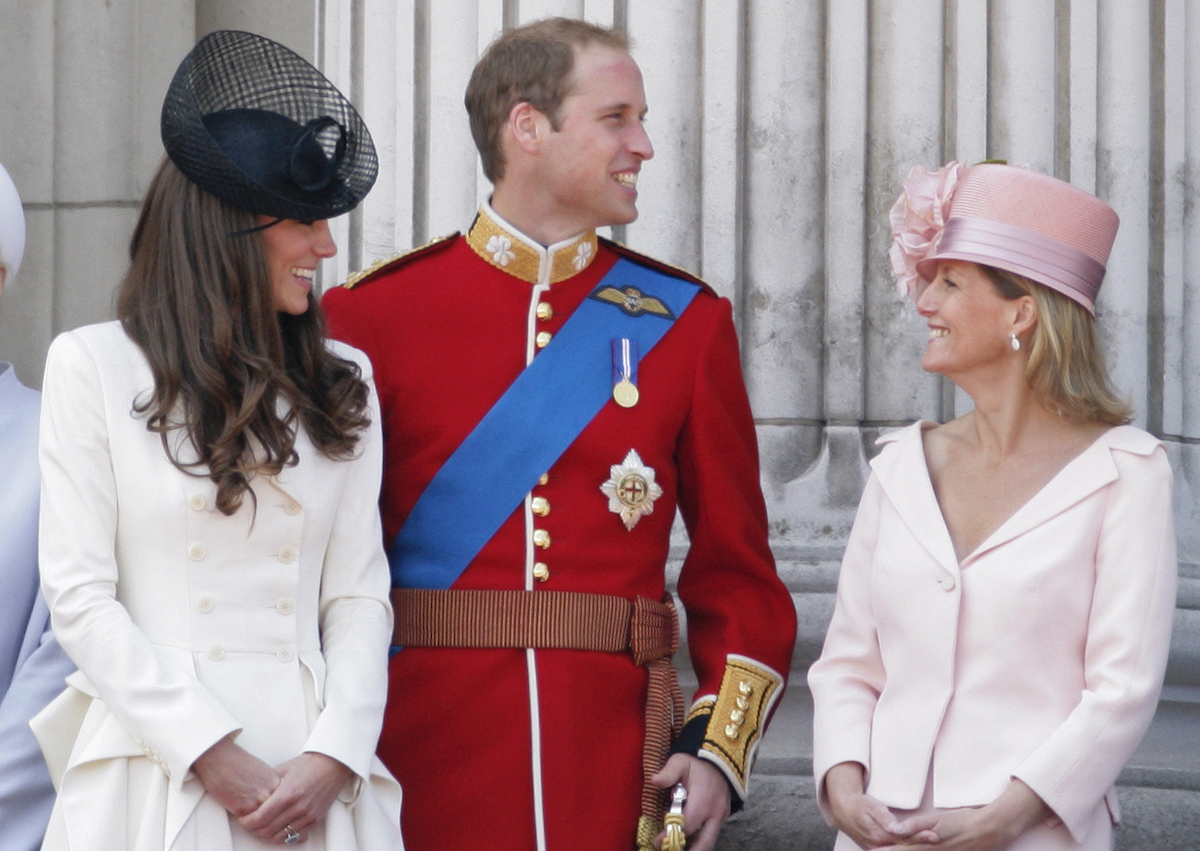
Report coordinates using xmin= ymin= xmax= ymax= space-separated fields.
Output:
xmin=700 ymin=656 xmax=783 ymax=796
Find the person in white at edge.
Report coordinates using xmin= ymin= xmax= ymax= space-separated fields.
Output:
xmin=809 ymin=162 xmax=1176 ymax=851
xmin=0 ymin=159 xmax=76 ymax=851
xmin=31 ymin=31 xmax=400 ymax=850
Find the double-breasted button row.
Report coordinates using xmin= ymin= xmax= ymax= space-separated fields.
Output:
xmin=196 ymin=597 xmax=295 ymax=615
xmin=190 ymin=543 xmax=298 ymax=563
xmin=207 ymin=645 xmax=296 ymax=663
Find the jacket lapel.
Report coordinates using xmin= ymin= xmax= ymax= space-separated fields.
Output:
xmin=872 ymin=422 xmax=960 ymax=574
xmin=963 ymin=425 xmax=1159 ymax=564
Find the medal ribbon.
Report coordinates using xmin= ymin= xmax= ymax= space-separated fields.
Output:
xmin=390 ymin=259 xmax=701 ymax=590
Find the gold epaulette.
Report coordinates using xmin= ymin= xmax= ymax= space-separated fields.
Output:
xmin=341 ymin=233 xmax=460 ymax=289
xmin=598 ymin=236 xmax=716 ymax=297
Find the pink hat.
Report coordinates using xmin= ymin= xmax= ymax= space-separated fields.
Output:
xmin=889 ymin=162 xmax=1119 ymax=315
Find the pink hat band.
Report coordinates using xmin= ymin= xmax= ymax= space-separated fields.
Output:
xmin=921 ymin=215 xmax=1106 ymax=314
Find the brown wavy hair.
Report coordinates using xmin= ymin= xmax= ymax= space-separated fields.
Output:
xmin=984 ymin=265 xmax=1131 ymax=425
xmin=117 ymin=157 xmax=370 ymax=515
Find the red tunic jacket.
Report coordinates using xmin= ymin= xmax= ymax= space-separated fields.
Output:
xmin=322 ymin=205 xmax=796 ymax=851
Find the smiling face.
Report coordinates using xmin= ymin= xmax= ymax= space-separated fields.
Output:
xmin=258 ymin=217 xmax=337 ymax=315
xmin=533 ymin=44 xmax=654 ymax=236
xmin=915 ymin=260 xmax=1029 ymax=379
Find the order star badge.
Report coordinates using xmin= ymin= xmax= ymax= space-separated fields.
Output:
xmin=600 ymin=449 xmax=664 ymax=530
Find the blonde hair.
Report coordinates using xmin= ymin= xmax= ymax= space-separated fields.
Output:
xmin=984 ymin=266 xmax=1131 ymax=425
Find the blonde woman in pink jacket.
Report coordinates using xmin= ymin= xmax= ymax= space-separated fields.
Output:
xmin=809 ymin=163 xmax=1177 ymax=851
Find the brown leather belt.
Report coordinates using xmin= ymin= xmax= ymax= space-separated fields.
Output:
xmin=391 ymin=588 xmax=684 ymax=846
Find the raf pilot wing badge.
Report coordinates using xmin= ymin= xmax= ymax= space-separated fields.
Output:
xmin=589 ymin=285 xmax=677 ymax=320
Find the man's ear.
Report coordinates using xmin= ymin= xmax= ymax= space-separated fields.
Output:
xmin=508 ymin=102 xmax=547 ymax=155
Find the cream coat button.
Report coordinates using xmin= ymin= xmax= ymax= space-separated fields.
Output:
xmin=536 ymin=301 xmax=554 ymax=321
xmin=938 ymin=574 xmax=956 ymax=591
xmin=188 ymin=494 xmax=206 ymax=511
xmin=283 ymin=500 xmax=302 ymax=516
xmin=531 ymin=496 xmax=550 ymax=516
xmin=536 ymin=331 xmax=552 ymax=348
xmin=208 ymin=645 xmax=225 ymax=661
xmin=188 ymin=543 xmax=206 ymax=561
xmin=278 ymin=545 xmax=297 ymax=564
xmin=277 ymin=647 xmax=296 ymax=663
xmin=276 ymin=598 xmax=296 ymax=615
xmin=533 ymin=562 xmax=550 ymax=582
xmin=196 ymin=597 xmax=214 ymax=613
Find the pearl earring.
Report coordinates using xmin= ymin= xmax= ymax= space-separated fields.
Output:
xmin=1010 ymin=332 xmax=1021 ymax=352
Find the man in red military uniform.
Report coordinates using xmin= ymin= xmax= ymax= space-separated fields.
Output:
xmin=323 ymin=18 xmax=796 ymax=851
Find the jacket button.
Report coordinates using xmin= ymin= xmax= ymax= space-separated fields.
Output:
xmin=533 ymin=529 xmax=551 ymax=549
xmin=208 ymin=645 xmax=225 ymax=661
xmin=537 ymin=473 xmax=550 ymax=486
xmin=278 ymin=545 xmax=297 ymax=564
xmin=531 ymin=496 xmax=550 ymax=517
xmin=277 ymin=647 xmax=296 ymax=663
xmin=188 ymin=494 xmax=206 ymax=511
xmin=196 ymin=597 xmax=214 ymax=613
xmin=536 ymin=301 xmax=554 ymax=321
xmin=533 ymin=562 xmax=550 ymax=582
xmin=283 ymin=500 xmax=302 ymax=516
xmin=276 ymin=597 xmax=296 ymax=615
xmin=535 ymin=331 xmax=552 ymax=348
xmin=938 ymin=574 xmax=956 ymax=591
xmin=188 ymin=543 xmax=206 ymax=561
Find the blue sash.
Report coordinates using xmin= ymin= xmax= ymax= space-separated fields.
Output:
xmin=390 ymin=258 xmax=701 ymax=589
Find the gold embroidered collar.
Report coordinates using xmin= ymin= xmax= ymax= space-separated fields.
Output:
xmin=466 ymin=204 xmax=599 ymax=285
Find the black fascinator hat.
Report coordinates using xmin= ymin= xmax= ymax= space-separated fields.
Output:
xmin=161 ymin=30 xmax=377 ymax=222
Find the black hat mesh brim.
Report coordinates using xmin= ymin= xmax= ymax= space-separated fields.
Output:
xmin=162 ymin=30 xmax=377 ymax=221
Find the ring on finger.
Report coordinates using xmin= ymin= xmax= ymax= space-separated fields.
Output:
xmin=283 ymin=824 xmax=302 ymax=845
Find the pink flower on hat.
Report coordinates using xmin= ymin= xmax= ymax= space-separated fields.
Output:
xmin=888 ymin=161 xmax=965 ymax=298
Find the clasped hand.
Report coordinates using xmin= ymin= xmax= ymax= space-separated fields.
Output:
xmin=825 ymin=762 xmax=1054 ymax=851
xmin=191 ymin=736 xmax=352 ymax=845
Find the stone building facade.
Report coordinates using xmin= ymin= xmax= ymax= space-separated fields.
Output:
xmin=1 ymin=1 xmax=1196 ymax=848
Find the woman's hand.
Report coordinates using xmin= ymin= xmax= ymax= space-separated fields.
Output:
xmin=824 ymin=762 xmax=938 ymax=849
xmin=881 ymin=779 xmax=1053 ymax=851
xmin=237 ymin=752 xmax=354 ymax=845
xmin=191 ymin=735 xmax=281 ymax=819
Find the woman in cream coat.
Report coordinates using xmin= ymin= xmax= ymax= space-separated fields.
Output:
xmin=808 ymin=163 xmax=1176 ymax=851
xmin=34 ymin=32 xmax=400 ymax=850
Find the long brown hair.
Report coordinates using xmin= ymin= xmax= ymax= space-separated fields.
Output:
xmin=984 ymin=265 xmax=1131 ymax=425
xmin=117 ymin=157 xmax=370 ymax=515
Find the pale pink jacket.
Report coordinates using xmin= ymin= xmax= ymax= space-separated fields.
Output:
xmin=809 ymin=422 xmax=1177 ymax=846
